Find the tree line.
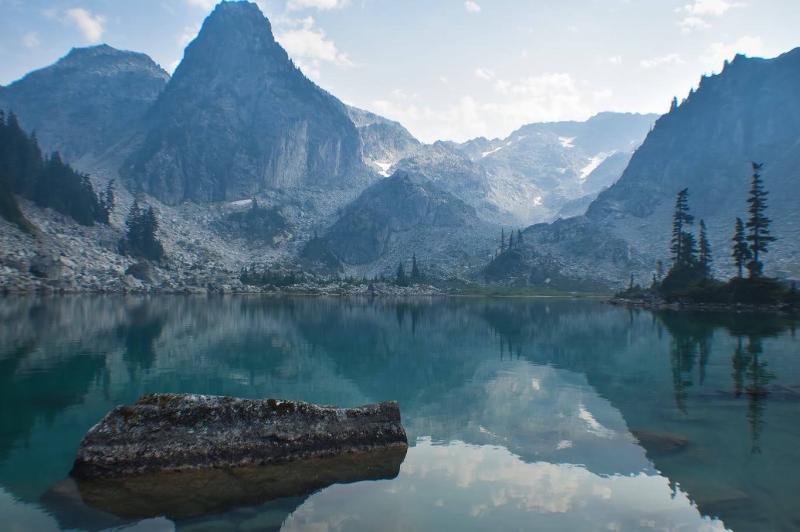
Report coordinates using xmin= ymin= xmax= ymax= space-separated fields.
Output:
xmin=0 ymin=110 xmax=111 ymax=230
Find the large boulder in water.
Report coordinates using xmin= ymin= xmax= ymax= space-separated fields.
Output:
xmin=71 ymin=393 xmax=408 ymax=479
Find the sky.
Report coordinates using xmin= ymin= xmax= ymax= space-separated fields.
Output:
xmin=1 ymin=0 xmax=799 ymax=143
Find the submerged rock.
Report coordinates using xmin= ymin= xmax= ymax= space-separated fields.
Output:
xmin=48 ymin=447 xmax=406 ymax=524
xmin=631 ymin=430 xmax=689 ymax=456
xmin=71 ymin=393 xmax=408 ymax=479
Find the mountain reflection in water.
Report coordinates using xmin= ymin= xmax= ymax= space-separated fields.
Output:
xmin=0 ymin=296 xmax=797 ymax=531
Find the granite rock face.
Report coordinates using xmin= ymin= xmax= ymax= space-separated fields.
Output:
xmin=71 ymin=393 xmax=408 ymax=479
xmin=122 ymin=1 xmax=367 ymax=204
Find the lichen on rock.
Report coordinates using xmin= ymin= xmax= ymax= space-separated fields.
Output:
xmin=71 ymin=393 xmax=408 ymax=479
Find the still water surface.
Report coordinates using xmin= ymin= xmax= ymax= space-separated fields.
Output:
xmin=0 ymin=296 xmax=798 ymax=531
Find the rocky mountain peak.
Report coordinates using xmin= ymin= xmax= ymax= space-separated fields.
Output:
xmin=123 ymin=0 xmax=365 ymax=205
xmin=176 ymin=1 xmax=286 ymax=76
xmin=54 ymin=44 xmax=169 ymax=79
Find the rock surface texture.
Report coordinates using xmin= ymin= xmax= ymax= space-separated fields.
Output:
xmin=71 ymin=393 xmax=408 ymax=479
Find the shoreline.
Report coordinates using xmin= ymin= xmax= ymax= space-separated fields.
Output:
xmin=608 ymin=296 xmax=799 ymax=316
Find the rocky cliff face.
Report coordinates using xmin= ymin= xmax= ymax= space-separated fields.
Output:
xmin=348 ymin=106 xmax=421 ymax=176
xmin=0 ymin=45 xmax=169 ymax=165
xmin=123 ymin=1 xmax=366 ymax=205
xmin=492 ymin=49 xmax=800 ymax=288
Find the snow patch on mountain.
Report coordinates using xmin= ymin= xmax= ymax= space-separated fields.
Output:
xmin=481 ymin=146 xmax=504 ymax=158
xmin=559 ymin=136 xmax=576 ymax=148
xmin=580 ymin=152 xmax=614 ymax=180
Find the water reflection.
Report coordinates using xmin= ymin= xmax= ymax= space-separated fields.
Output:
xmin=0 ymin=296 xmax=797 ymax=530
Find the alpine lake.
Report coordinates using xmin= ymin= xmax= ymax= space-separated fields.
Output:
xmin=1 ymin=295 xmax=798 ymax=531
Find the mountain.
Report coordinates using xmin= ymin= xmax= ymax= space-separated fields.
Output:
xmin=348 ymin=106 xmax=421 ymax=176
xmin=490 ymin=49 xmax=800 ymax=288
xmin=303 ymin=171 xmax=493 ymax=277
xmin=122 ymin=1 xmax=366 ymax=205
xmin=382 ymin=113 xmax=657 ymax=226
xmin=0 ymin=45 xmax=169 ymax=165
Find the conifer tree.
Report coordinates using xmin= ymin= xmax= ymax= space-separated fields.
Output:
xmin=121 ymin=200 xmax=165 ymax=262
xmin=500 ymin=228 xmax=506 ymax=253
xmin=745 ymin=162 xmax=776 ymax=278
xmin=396 ymin=262 xmax=408 ymax=287
xmin=670 ymin=188 xmax=695 ymax=268
xmin=698 ymin=219 xmax=712 ymax=278
xmin=410 ymin=253 xmax=422 ymax=284
xmin=732 ymin=217 xmax=750 ymax=279
xmin=517 ymin=229 xmax=523 ymax=246
xmin=102 ymin=180 xmax=115 ymax=223
xmin=508 ymin=231 xmax=515 ymax=249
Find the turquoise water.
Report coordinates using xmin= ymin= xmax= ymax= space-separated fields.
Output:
xmin=0 ymin=296 xmax=798 ymax=531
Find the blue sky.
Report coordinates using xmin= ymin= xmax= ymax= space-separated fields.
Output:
xmin=1 ymin=0 xmax=799 ymax=142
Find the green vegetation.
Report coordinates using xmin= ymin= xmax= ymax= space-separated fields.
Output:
xmin=0 ymin=110 xmax=109 ymax=230
xmin=617 ymin=162 xmax=798 ymax=310
xmin=240 ymin=266 xmax=306 ymax=287
xmin=120 ymin=200 xmax=165 ymax=262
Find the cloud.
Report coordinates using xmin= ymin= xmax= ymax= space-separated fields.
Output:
xmin=607 ymin=56 xmax=622 ymax=65
xmin=679 ymin=0 xmax=738 ymax=16
xmin=640 ymin=53 xmax=685 ymax=69
xmin=275 ymin=17 xmax=353 ymax=79
xmin=178 ymin=23 xmax=201 ymax=47
xmin=287 ymin=0 xmax=350 ymax=10
xmin=22 ymin=32 xmax=40 ymax=48
xmin=185 ymin=0 xmax=216 ymax=9
xmin=465 ymin=1 xmax=481 ymax=13
xmin=474 ymin=68 xmax=494 ymax=80
xmin=702 ymin=35 xmax=776 ymax=71
xmin=65 ymin=8 xmax=106 ymax=43
xmin=369 ymin=72 xmax=603 ymax=142
xmin=676 ymin=0 xmax=743 ymax=32
xmin=678 ymin=16 xmax=711 ymax=32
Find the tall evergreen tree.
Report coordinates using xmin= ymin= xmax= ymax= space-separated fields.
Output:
xmin=698 ymin=219 xmax=713 ymax=278
xmin=410 ymin=253 xmax=422 ymax=284
xmin=732 ymin=217 xmax=750 ymax=279
xmin=745 ymin=162 xmax=776 ymax=278
xmin=508 ymin=230 xmax=515 ymax=249
xmin=500 ymin=228 xmax=506 ymax=253
xmin=102 ymin=180 xmax=115 ymax=223
xmin=396 ymin=262 xmax=408 ymax=287
xmin=670 ymin=188 xmax=695 ymax=268
xmin=517 ymin=229 xmax=523 ymax=246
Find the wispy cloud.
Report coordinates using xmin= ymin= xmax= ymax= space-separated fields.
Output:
xmin=287 ymin=0 xmax=350 ymax=11
xmin=184 ymin=0 xmax=216 ymax=10
xmin=640 ymin=53 xmax=685 ymax=69
xmin=676 ymin=0 xmax=743 ymax=32
xmin=22 ymin=32 xmax=40 ymax=48
xmin=65 ymin=8 xmax=106 ymax=43
xmin=276 ymin=16 xmax=353 ymax=79
xmin=474 ymin=67 xmax=494 ymax=80
xmin=701 ymin=35 xmax=776 ymax=71
xmin=371 ymin=72 xmax=604 ymax=142
xmin=465 ymin=1 xmax=481 ymax=13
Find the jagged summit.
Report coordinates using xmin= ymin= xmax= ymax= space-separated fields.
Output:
xmin=123 ymin=0 xmax=365 ymax=204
